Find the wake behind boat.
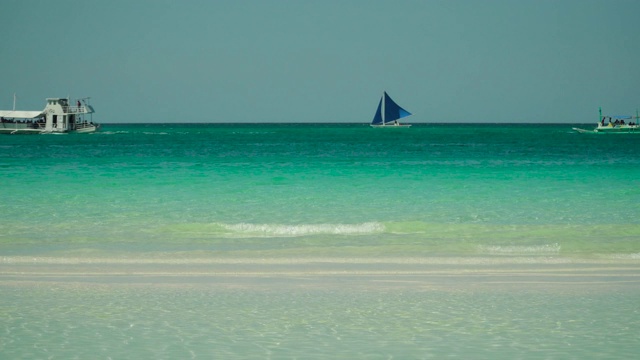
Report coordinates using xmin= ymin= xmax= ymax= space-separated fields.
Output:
xmin=0 ymin=96 xmax=99 ymax=134
xmin=573 ymin=107 xmax=639 ymax=134
xmin=370 ymin=91 xmax=412 ymax=128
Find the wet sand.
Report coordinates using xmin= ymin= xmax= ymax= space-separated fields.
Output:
xmin=3 ymin=256 xmax=639 ymax=291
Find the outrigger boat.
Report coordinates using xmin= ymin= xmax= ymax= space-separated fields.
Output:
xmin=573 ymin=107 xmax=639 ymax=134
xmin=0 ymin=96 xmax=99 ymax=134
xmin=370 ymin=91 xmax=412 ymax=128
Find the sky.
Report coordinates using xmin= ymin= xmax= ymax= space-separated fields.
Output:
xmin=1 ymin=0 xmax=639 ymax=123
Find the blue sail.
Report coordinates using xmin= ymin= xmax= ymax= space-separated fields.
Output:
xmin=383 ymin=92 xmax=412 ymax=124
xmin=371 ymin=98 xmax=383 ymax=125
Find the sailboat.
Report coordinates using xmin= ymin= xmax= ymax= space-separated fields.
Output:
xmin=370 ymin=91 xmax=412 ymax=127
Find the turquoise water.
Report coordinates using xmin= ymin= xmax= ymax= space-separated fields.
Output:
xmin=2 ymin=283 xmax=639 ymax=359
xmin=2 ymin=123 xmax=639 ymax=256
xmin=2 ymin=123 xmax=640 ymax=358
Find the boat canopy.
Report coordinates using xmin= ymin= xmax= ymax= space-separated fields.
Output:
xmin=0 ymin=110 xmax=44 ymax=119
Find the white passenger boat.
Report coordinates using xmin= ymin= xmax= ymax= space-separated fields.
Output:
xmin=573 ymin=108 xmax=639 ymax=134
xmin=0 ymin=97 xmax=99 ymax=134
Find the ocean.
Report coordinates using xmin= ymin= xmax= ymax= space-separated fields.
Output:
xmin=1 ymin=123 xmax=639 ymax=358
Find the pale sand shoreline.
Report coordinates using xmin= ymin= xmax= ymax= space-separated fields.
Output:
xmin=2 ymin=256 xmax=639 ymax=291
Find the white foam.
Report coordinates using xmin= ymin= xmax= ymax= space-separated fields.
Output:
xmin=97 ymin=131 xmax=129 ymax=134
xmin=220 ymin=222 xmax=384 ymax=236
xmin=605 ymin=253 xmax=640 ymax=260
xmin=478 ymin=243 xmax=561 ymax=255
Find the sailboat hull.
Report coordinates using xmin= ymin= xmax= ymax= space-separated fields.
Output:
xmin=370 ymin=124 xmax=411 ymax=128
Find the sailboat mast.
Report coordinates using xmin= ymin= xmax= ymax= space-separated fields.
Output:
xmin=381 ymin=92 xmax=386 ymax=126
xmin=13 ymin=93 xmax=16 ymax=111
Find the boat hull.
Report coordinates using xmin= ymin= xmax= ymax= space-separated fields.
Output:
xmin=574 ymin=125 xmax=640 ymax=134
xmin=370 ymin=124 xmax=412 ymax=128
xmin=0 ymin=126 xmax=100 ymax=134
xmin=594 ymin=126 xmax=639 ymax=134
xmin=73 ymin=124 xmax=100 ymax=133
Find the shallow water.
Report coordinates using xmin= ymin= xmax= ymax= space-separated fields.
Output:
xmin=2 ymin=269 xmax=639 ymax=359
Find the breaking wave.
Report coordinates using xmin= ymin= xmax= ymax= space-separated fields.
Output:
xmin=478 ymin=243 xmax=561 ymax=255
xmin=160 ymin=222 xmax=386 ymax=238
xmin=219 ymin=222 xmax=384 ymax=237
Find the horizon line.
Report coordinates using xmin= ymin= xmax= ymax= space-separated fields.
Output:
xmin=100 ymin=122 xmax=596 ymax=125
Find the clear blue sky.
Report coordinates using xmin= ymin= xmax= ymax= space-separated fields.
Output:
xmin=1 ymin=0 xmax=638 ymax=123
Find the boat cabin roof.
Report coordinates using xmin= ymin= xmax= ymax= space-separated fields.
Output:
xmin=0 ymin=110 xmax=44 ymax=119
xmin=46 ymin=98 xmax=69 ymax=105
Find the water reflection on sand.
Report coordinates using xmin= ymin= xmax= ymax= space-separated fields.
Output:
xmin=2 ymin=257 xmax=639 ymax=359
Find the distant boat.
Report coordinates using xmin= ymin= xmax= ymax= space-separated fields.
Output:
xmin=573 ymin=107 xmax=639 ymax=134
xmin=0 ymin=96 xmax=100 ymax=134
xmin=370 ymin=91 xmax=412 ymax=128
